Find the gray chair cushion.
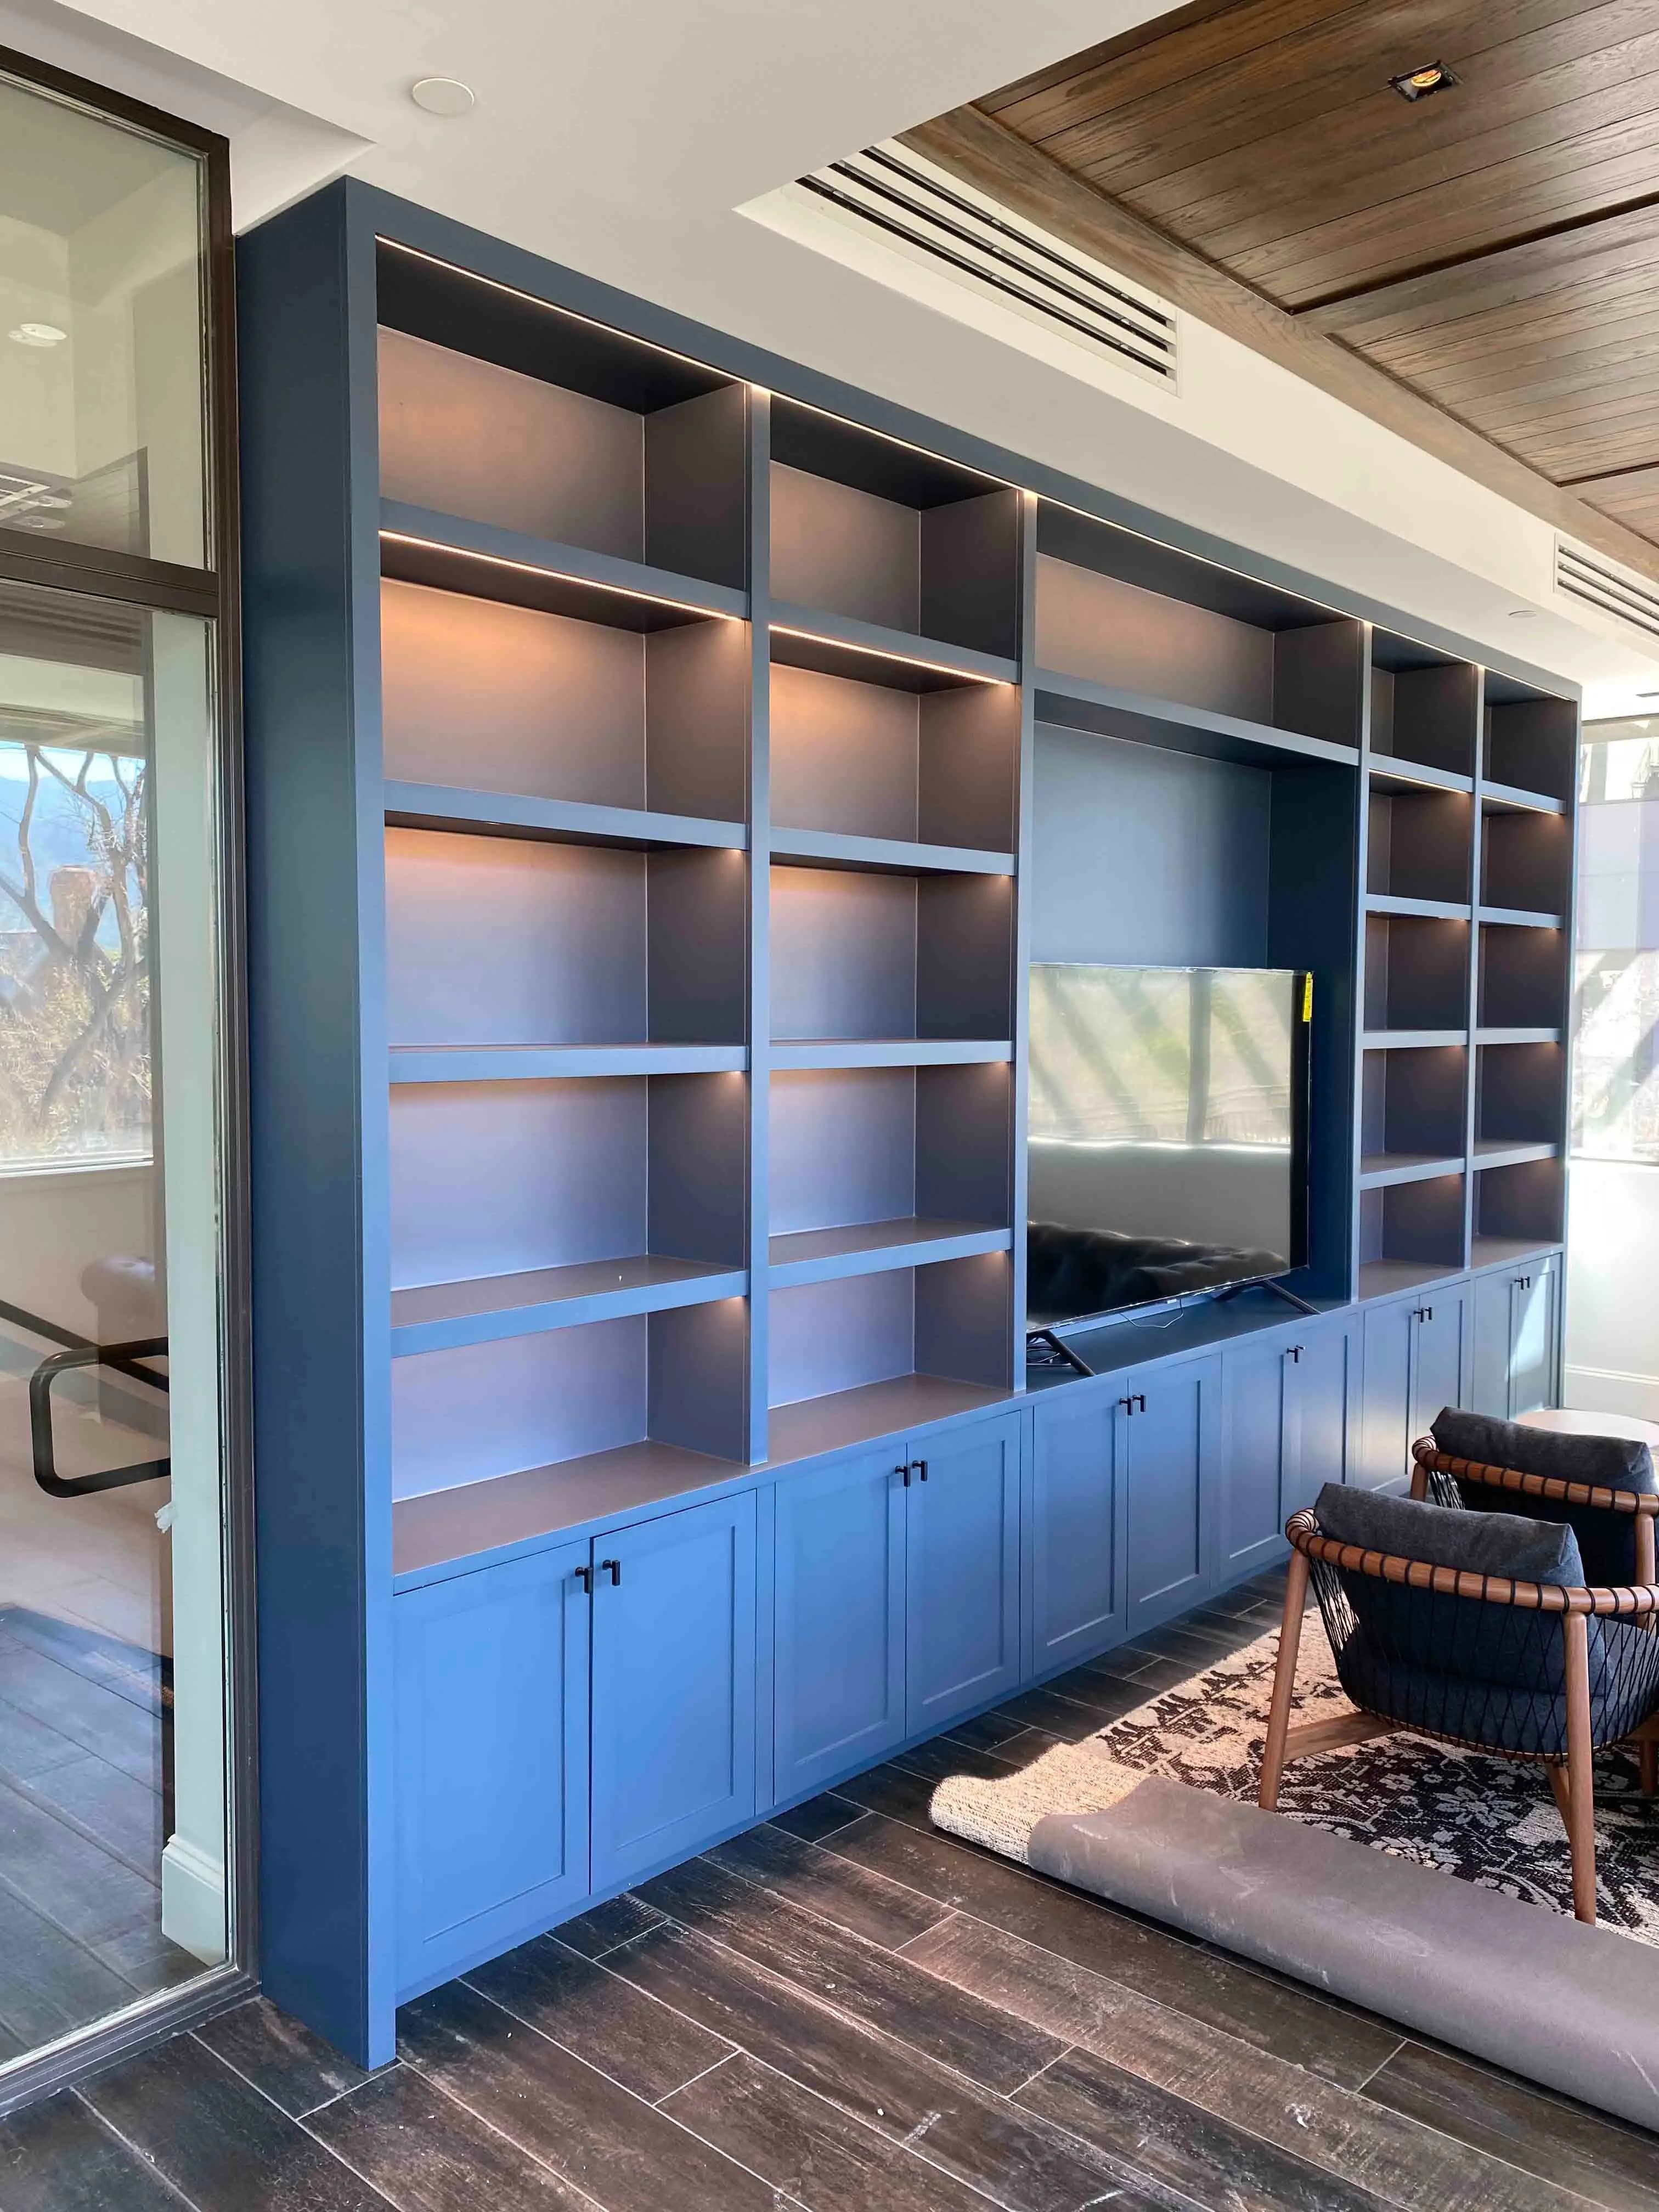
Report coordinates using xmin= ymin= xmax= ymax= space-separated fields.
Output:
xmin=1313 ymin=1482 xmax=1585 ymax=1585
xmin=1310 ymin=1483 xmax=1590 ymax=1720
xmin=1429 ymin=1409 xmax=1655 ymax=1587
xmin=1430 ymin=1407 xmax=1655 ymax=1492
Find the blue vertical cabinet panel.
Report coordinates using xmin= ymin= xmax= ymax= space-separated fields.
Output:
xmin=773 ymin=1451 xmax=907 ymax=1800
xmin=1290 ymin=1315 xmax=1356 ymax=1513
xmin=1029 ymin=1391 xmax=1123 ymax=1671
xmin=906 ymin=1413 xmax=1023 ymax=1735
xmin=1359 ymin=1285 xmax=1470 ymax=1493
xmin=1221 ymin=1335 xmax=1294 ymax=1578
xmin=1469 ymin=1271 xmax=1515 ymax=1418
xmin=1124 ymin=1355 xmax=1223 ymax=1634
xmin=394 ymin=1544 xmax=590 ymax=1997
xmin=1412 ymin=1286 xmax=1469 ymax=1440
xmin=1509 ymin=1256 xmax=1560 ymax=1418
xmin=590 ymin=1494 xmax=757 ymax=1890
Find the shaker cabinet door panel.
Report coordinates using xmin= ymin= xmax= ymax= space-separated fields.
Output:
xmin=394 ymin=1541 xmax=590 ymax=1996
xmin=906 ymin=1413 xmax=1022 ymax=1735
xmin=590 ymin=1494 xmax=757 ymax=1892
xmin=773 ymin=1449 xmax=907 ymax=1799
xmin=1030 ymin=1392 xmax=1122 ymax=1670
xmin=1125 ymin=1356 xmax=1220 ymax=1633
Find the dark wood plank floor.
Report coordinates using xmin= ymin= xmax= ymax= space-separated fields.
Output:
xmin=5 ymin=1568 xmax=1659 ymax=2211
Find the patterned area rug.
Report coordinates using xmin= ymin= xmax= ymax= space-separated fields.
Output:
xmin=933 ymin=1616 xmax=1659 ymax=1946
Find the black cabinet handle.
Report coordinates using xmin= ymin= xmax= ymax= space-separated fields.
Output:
xmin=1118 ymin=1394 xmax=1146 ymax=1415
xmin=912 ymin=1459 xmax=929 ymax=1482
xmin=575 ymin=1565 xmax=592 ymax=1595
xmin=896 ymin=1462 xmax=911 ymax=1487
xmin=1517 ymin=1274 xmax=1532 ymax=1290
xmin=599 ymin=1558 xmax=621 ymax=1586
xmin=1286 ymin=1344 xmax=1304 ymax=1363
xmin=1118 ymin=1395 xmax=1135 ymax=1414
xmin=1136 ymin=1393 xmax=1146 ymax=1414
xmin=1413 ymin=1306 xmax=1434 ymax=1323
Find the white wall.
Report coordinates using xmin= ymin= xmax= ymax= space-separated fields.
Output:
xmin=1565 ymin=1161 xmax=1659 ymax=1421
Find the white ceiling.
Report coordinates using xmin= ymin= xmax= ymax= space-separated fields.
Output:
xmin=10 ymin=0 xmax=1659 ymax=709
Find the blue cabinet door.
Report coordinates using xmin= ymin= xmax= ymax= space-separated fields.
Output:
xmin=1358 ymin=1296 xmax=1415 ymax=1493
xmin=906 ymin=1412 xmax=1022 ymax=1735
xmin=773 ymin=1449 xmax=906 ymax=1800
xmin=1030 ymin=1390 xmax=1122 ymax=1671
xmin=1469 ymin=1271 xmax=1514 ymax=1418
xmin=1124 ymin=1355 xmax=1221 ymax=1634
xmin=1509 ymin=1256 xmax=1559 ymax=1418
xmin=394 ymin=1541 xmax=590 ymax=1997
xmin=1221 ymin=1336 xmax=1293 ymax=1578
xmin=1410 ymin=1285 xmax=1468 ymax=1440
xmin=1289 ymin=1316 xmax=1354 ymax=1516
xmin=590 ymin=1492 xmax=757 ymax=1892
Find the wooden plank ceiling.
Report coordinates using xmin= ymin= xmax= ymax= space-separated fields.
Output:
xmin=918 ymin=0 xmax=1659 ymax=557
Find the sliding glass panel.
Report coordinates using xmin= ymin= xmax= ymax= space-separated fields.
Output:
xmin=0 ymin=74 xmax=207 ymax=568
xmin=0 ymin=574 xmax=229 ymax=2051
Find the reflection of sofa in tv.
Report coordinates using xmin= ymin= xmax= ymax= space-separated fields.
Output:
xmin=1028 ymin=1222 xmax=1285 ymax=1322
xmin=1026 ymin=1138 xmax=1290 ymax=1320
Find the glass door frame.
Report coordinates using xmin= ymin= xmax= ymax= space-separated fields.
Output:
xmin=0 ymin=40 xmax=256 ymax=2109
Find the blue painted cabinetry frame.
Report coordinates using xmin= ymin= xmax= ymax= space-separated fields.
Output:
xmin=1358 ymin=1284 xmax=1470 ymax=1493
xmin=394 ymin=1542 xmax=590 ymax=1997
xmin=1471 ymin=1254 xmax=1560 ymax=1421
xmin=1122 ymin=1355 xmax=1224 ymax=1636
xmin=1221 ymin=1311 xmax=1358 ymax=1575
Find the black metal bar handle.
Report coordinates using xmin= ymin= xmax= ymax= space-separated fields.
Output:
xmin=600 ymin=1558 xmax=621 ymax=1586
xmin=1286 ymin=1345 xmax=1304 ymax=1363
xmin=1136 ymin=1394 xmax=1147 ymax=1413
xmin=29 ymin=1337 xmax=170 ymax=1499
xmin=911 ymin=1459 xmax=928 ymax=1482
xmin=575 ymin=1565 xmax=593 ymax=1594
xmin=896 ymin=1462 xmax=911 ymax=1487
xmin=1119 ymin=1395 xmax=1136 ymax=1414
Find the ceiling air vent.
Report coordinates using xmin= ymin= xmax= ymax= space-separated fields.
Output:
xmin=1555 ymin=538 xmax=1659 ymax=643
xmin=788 ymin=140 xmax=1177 ymax=388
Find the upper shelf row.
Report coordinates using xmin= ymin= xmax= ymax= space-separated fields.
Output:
xmin=375 ymin=247 xmax=1578 ymax=809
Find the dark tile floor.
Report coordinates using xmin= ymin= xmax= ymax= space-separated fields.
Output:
xmin=5 ymin=1569 xmax=1659 ymax=2210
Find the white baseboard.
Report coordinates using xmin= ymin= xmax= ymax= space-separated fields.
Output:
xmin=161 ymin=1835 xmax=227 ymax=1966
xmin=1562 ymin=1364 xmax=1659 ymax=1424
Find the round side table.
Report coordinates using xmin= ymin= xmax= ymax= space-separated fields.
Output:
xmin=1516 ymin=1407 xmax=1659 ymax=1449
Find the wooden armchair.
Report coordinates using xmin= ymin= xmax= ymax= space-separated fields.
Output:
xmin=1260 ymin=1497 xmax=1659 ymax=1923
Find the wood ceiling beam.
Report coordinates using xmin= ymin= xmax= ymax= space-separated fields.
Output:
xmin=901 ymin=101 xmax=1659 ymax=592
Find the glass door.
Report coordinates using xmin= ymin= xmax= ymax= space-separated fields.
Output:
xmin=0 ymin=55 xmax=242 ymax=2085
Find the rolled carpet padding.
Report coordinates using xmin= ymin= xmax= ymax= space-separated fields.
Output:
xmin=932 ymin=1759 xmax=1659 ymax=2133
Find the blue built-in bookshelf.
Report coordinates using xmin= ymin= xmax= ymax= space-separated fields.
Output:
xmin=239 ymin=180 xmax=1582 ymax=2064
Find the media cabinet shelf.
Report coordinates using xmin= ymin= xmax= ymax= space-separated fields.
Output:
xmin=1365 ymin=894 xmax=1471 ymax=922
xmin=769 ymin=1038 xmax=1012 ymax=1070
xmin=385 ymin=783 xmax=748 ymax=854
xmin=388 ymin=1043 xmax=750 ymax=1081
xmin=768 ymin=1217 xmax=1011 ymax=1288
xmin=241 ymin=182 xmax=1582 ymax=2068
xmin=380 ymin=501 xmax=751 ymax=629
xmin=1472 ymin=1140 xmax=1560 ymax=1171
xmin=1359 ymin=1154 xmax=1466 ymax=1190
xmin=1032 ymin=667 xmax=1361 ymax=772
xmin=766 ymin=827 xmax=1014 ymax=877
xmin=390 ymin=1256 xmax=749 ymax=1355
xmin=770 ymin=605 xmax=1017 ymax=692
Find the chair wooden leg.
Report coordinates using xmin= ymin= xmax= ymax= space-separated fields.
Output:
xmin=1564 ymin=1612 xmax=1598 ymax=1925
xmin=1642 ymin=1740 xmax=1659 ymax=1800
xmin=1638 ymin=1514 xmax=1657 ymax=1590
xmin=1258 ymin=1549 xmax=1310 ymax=1811
xmin=1408 ymin=1462 xmax=1427 ymax=1502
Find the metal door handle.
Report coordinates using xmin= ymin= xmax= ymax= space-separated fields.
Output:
xmin=599 ymin=1558 xmax=621 ymax=1585
xmin=911 ymin=1459 xmax=928 ymax=1482
xmin=896 ymin=1462 xmax=911 ymax=1487
xmin=575 ymin=1565 xmax=592 ymax=1595
xmin=1286 ymin=1345 xmax=1304 ymax=1363
xmin=1413 ymin=1306 xmax=1434 ymax=1323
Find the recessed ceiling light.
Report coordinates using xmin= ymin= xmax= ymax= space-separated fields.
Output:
xmin=410 ymin=76 xmax=475 ymax=116
xmin=1390 ymin=60 xmax=1459 ymax=101
xmin=8 ymin=322 xmax=67 ymax=347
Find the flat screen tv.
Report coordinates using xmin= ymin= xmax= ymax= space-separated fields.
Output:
xmin=1027 ymin=962 xmax=1311 ymax=1333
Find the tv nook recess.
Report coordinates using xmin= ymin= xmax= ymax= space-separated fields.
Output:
xmin=239 ymin=181 xmax=1579 ymax=2063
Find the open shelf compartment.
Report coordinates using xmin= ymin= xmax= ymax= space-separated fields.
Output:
xmin=1472 ymin=1155 xmax=1565 ymax=1267
xmin=1358 ymin=1172 xmax=1467 ymax=1299
xmin=768 ymin=397 xmax=1020 ymax=661
xmin=1369 ymin=639 xmax=1478 ymax=779
xmin=1478 ymin=921 xmax=1568 ymax=1032
xmin=377 ymin=244 xmax=747 ymax=592
xmin=1483 ymin=676 xmax=1578 ymax=804
xmin=769 ymin=1062 xmax=1012 ymax=1285
xmin=1366 ymin=780 xmax=1471 ymax=906
xmin=769 ymin=862 xmax=1013 ymax=1047
xmin=1480 ymin=794 xmax=1571 ymax=919
xmin=769 ymin=654 xmax=1019 ymax=857
xmin=390 ymin=1070 xmax=748 ymax=1351
xmin=1359 ymin=1045 xmax=1466 ymax=1183
xmin=385 ymin=826 xmax=746 ymax=1054
xmin=1033 ymin=504 xmax=1364 ymax=747
xmin=1475 ymin=1037 xmax=1566 ymax=1163
xmin=1363 ymin=912 xmax=1470 ymax=1033
xmin=381 ymin=577 xmax=748 ymax=832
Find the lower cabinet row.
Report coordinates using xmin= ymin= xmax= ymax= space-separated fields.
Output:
xmin=394 ymin=1259 xmax=1561 ymax=1998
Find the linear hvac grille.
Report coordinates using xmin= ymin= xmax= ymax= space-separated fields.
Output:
xmin=1555 ymin=539 xmax=1659 ymax=642
xmin=798 ymin=143 xmax=1176 ymax=385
